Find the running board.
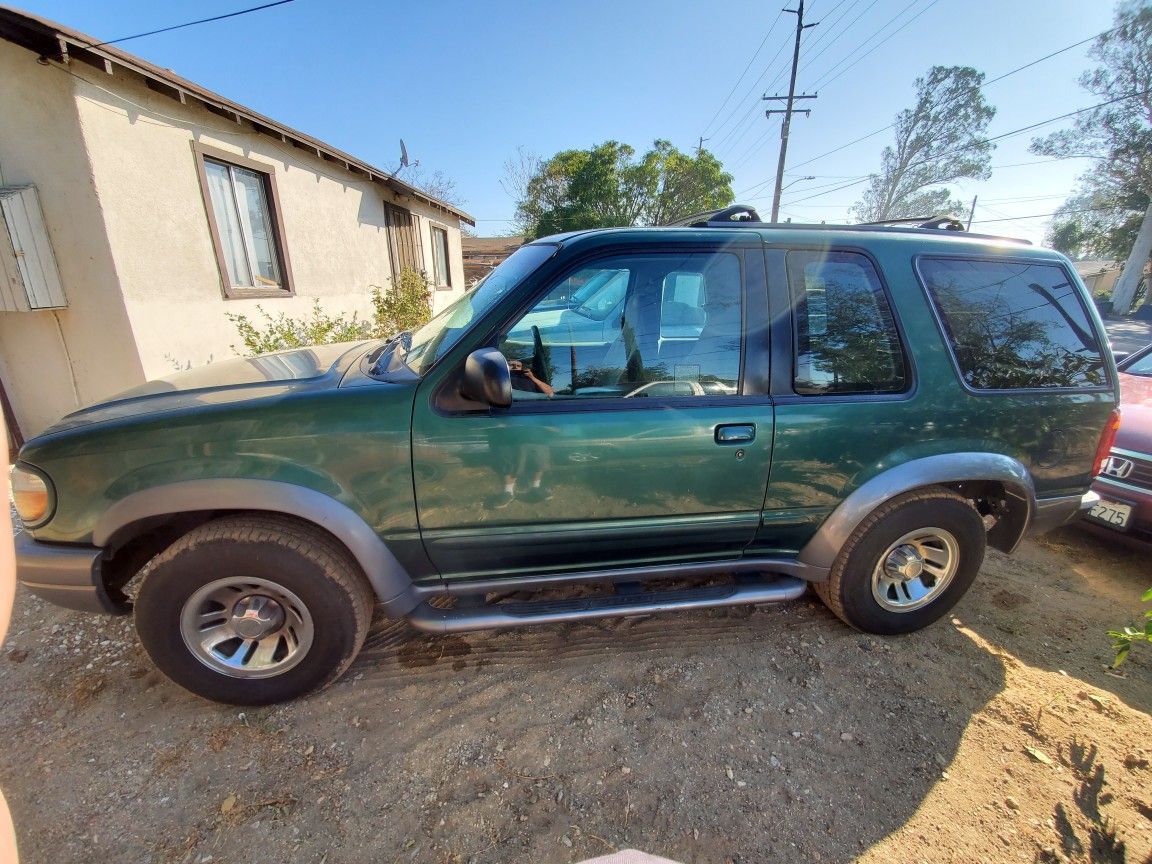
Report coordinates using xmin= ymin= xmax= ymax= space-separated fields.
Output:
xmin=406 ymin=576 xmax=807 ymax=634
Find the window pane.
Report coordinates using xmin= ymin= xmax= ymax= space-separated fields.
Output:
xmin=204 ymin=161 xmax=251 ymax=287
xmin=919 ymin=258 xmax=1106 ymax=390
xmin=432 ymin=227 xmax=451 ymax=287
xmin=500 ymin=252 xmax=742 ymax=400
xmin=789 ymin=251 xmax=907 ymax=395
xmin=233 ymin=167 xmax=281 ymax=287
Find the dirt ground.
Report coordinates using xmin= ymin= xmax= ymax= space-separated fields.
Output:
xmin=0 ymin=525 xmax=1148 ymax=864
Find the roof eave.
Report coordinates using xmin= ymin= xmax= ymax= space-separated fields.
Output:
xmin=0 ymin=5 xmax=474 ymax=226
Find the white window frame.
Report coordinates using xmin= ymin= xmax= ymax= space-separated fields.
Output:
xmin=193 ymin=143 xmax=293 ymax=299
xmin=430 ymin=224 xmax=453 ymax=290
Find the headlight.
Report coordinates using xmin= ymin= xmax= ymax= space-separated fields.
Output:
xmin=10 ymin=465 xmax=53 ymax=527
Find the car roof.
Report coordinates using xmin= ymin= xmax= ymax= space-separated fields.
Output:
xmin=532 ymin=204 xmax=1050 ymax=255
xmin=531 ymin=223 xmax=1063 ymax=262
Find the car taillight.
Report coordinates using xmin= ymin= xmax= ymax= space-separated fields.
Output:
xmin=1092 ymin=408 xmax=1122 ymax=476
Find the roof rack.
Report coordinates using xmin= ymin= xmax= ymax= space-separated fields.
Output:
xmin=666 ymin=204 xmax=763 ymax=227
xmin=660 ymin=204 xmax=1029 ymax=244
xmin=855 ymin=215 xmax=966 ymax=231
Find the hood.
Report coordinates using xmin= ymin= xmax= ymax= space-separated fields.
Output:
xmin=1116 ymin=370 xmax=1152 ymax=455
xmin=46 ymin=341 xmax=375 ymax=433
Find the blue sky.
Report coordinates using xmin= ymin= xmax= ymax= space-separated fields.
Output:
xmin=18 ymin=0 xmax=1119 ymax=243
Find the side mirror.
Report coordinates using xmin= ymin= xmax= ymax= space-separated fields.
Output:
xmin=461 ymin=349 xmax=512 ymax=407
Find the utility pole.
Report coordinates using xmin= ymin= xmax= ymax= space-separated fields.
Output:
xmin=966 ymin=196 xmax=978 ymax=231
xmin=766 ymin=0 xmax=818 ymax=223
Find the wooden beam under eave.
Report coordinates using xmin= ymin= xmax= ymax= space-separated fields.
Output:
xmin=145 ymin=77 xmax=188 ymax=104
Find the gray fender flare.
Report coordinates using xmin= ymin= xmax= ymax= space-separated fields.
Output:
xmin=93 ymin=479 xmax=421 ymax=616
xmin=797 ymin=453 xmax=1035 ymax=571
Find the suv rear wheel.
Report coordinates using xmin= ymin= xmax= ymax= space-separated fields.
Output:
xmin=134 ymin=515 xmax=375 ymax=705
xmin=814 ymin=487 xmax=985 ymax=634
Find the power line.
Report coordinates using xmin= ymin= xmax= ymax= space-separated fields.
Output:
xmin=970 ymin=206 xmax=1115 ymax=224
xmin=782 ymin=22 xmax=1123 ymax=174
xmin=738 ymin=171 xmax=867 ymax=198
xmin=805 ymin=0 xmax=924 ymax=90
xmin=782 ymin=175 xmax=871 ymax=205
xmin=775 ymin=91 xmax=1148 ymax=208
xmin=799 ymin=0 xmax=882 ymax=76
xmin=700 ymin=10 xmax=785 ymax=138
xmin=712 ymin=43 xmax=801 ymax=156
xmin=87 ymin=0 xmax=297 ymax=48
xmin=765 ymin=0 xmax=820 ymax=221
xmin=710 ymin=32 xmax=796 ymax=151
xmin=809 ymin=0 xmax=944 ymax=91
xmin=728 ymin=120 xmax=781 ymax=172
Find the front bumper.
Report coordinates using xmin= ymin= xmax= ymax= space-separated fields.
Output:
xmin=15 ymin=532 xmax=125 ymax=615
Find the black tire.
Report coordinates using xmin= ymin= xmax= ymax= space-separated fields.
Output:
xmin=134 ymin=515 xmax=375 ymax=705
xmin=813 ymin=487 xmax=985 ymax=635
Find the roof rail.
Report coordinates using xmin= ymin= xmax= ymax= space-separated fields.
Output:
xmin=656 ymin=205 xmax=1029 ymax=244
xmin=665 ymin=204 xmax=762 ymax=227
xmin=855 ymin=215 xmax=966 ymax=231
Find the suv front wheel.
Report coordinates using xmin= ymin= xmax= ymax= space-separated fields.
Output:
xmin=814 ymin=487 xmax=986 ymax=634
xmin=134 ymin=515 xmax=376 ymax=705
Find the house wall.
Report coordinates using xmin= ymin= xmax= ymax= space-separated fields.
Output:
xmin=67 ymin=63 xmax=466 ymax=380
xmin=0 ymin=40 xmax=145 ymax=439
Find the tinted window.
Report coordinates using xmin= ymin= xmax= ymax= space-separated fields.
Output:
xmin=788 ymin=251 xmax=907 ymax=395
xmin=499 ymin=252 xmax=742 ymax=400
xmin=919 ymin=258 xmax=1106 ymax=390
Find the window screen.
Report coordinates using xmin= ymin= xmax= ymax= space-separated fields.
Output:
xmin=919 ymin=257 xmax=1106 ymax=390
xmin=788 ymin=251 xmax=907 ymax=395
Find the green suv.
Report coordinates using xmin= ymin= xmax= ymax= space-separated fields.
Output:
xmin=12 ymin=208 xmax=1121 ymax=704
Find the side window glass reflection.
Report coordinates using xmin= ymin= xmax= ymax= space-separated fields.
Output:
xmin=499 ymin=253 xmax=743 ymax=400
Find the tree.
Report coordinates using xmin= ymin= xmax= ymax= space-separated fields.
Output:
xmin=850 ymin=66 xmax=996 ymax=222
xmin=510 ymin=140 xmax=734 ymax=240
xmin=501 ymin=145 xmax=543 ymax=237
xmin=400 ymin=166 xmax=465 ymax=208
xmin=1032 ymin=1 xmax=1152 ymax=314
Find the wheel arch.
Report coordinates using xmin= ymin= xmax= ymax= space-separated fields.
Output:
xmin=93 ymin=479 xmax=422 ymax=616
xmin=798 ymin=453 xmax=1035 ymax=571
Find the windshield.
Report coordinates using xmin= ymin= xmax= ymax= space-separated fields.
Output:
xmin=398 ymin=243 xmax=557 ymax=375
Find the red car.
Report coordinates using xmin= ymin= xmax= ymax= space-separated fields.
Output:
xmin=1086 ymin=342 xmax=1152 ymax=541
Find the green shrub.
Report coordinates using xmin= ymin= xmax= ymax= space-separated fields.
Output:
xmin=371 ymin=267 xmax=433 ymax=336
xmin=226 ymin=268 xmax=433 ymax=356
xmin=1109 ymin=586 xmax=1152 ymax=667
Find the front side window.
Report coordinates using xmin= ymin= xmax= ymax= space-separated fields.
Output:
xmin=788 ymin=251 xmax=907 ymax=395
xmin=198 ymin=148 xmax=289 ymax=296
xmin=431 ymin=226 xmax=453 ymax=289
xmin=919 ymin=257 xmax=1107 ymax=390
xmin=498 ymin=251 xmax=742 ymax=401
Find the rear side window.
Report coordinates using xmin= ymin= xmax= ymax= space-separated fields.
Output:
xmin=918 ymin=257 xmax=1107 ymax=390
xmin=788 ymin=251 xmax=907 ymax=395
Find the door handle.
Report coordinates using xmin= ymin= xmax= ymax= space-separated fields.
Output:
xmin=714 ymin=423 xmax=755 ymax=444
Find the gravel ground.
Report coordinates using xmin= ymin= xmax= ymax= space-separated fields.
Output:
xmin=0 ymin=525 xmax=1148 ymax=864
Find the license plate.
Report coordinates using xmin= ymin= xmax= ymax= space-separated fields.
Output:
xmin=1087 ymin=499 xmax=1133 ymax=530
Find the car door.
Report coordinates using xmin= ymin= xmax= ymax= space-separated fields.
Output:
xmin=409 ymin=240 xmax=775 ymax=581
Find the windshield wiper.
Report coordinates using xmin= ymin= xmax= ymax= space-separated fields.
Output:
xmin=368 ymin=331 xmax=413 ymax=376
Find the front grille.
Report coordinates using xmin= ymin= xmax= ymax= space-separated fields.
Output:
xmin=1111 ymin=450 xmax=1152 ymax=491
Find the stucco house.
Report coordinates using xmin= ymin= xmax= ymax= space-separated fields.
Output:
xmin=0 ymin=6 xmax=473 ymax=456
xmin=1073 ymin=260 xmax=1123 ymax=297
